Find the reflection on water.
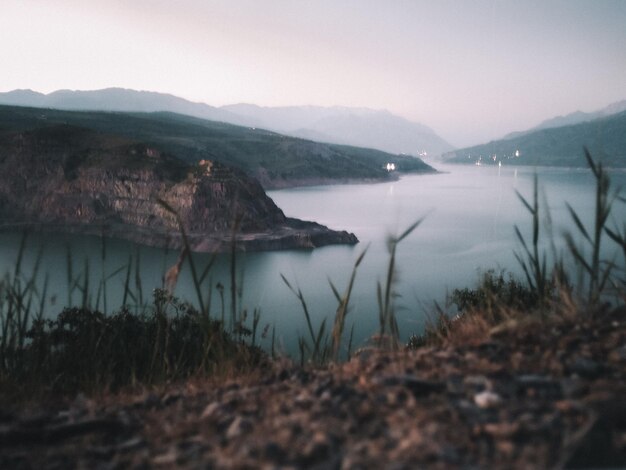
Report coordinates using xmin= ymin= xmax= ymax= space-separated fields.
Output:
xmin=1 ymin=164 xmax=624 ymax=354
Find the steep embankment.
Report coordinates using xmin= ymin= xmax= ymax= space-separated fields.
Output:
xmin=0 ymin=105 xmax=437 ymax=189
xmin=442 ymin=110 xmax=626 ymax=167
xmin=0 ymin=125 xmax=357 ymax=251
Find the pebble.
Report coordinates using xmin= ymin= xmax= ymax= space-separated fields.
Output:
xmin=200 ymin=402 xmax=221 ymax=420
xmin=474 ymin=391 xmax=502 ymax=409
xmin=152 ymin=448 xmax=178 ymax=466
xmin=226 ymin=416 xmax=253 ymax=439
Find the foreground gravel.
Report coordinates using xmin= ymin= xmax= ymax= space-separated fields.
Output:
xmin=2 ymin=308 xmax=625 ymax=469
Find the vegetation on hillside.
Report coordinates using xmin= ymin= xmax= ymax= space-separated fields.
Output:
xmin=442 ymin=111 xmax=626 ymax=167
xmin=0 ymin=105 xmax=436 ymax=189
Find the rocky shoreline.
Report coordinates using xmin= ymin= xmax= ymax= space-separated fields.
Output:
xmin=0 ymin=217 xmax=358 ymax=253
xmin=2 ymin=307 xmax=624 ymax=468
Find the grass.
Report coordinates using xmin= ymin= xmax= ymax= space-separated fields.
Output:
xmin=0 ymin=226 xmax=267 ymax=399
xmin=564 ymin=148 xmax=622 ymax=305
xmin=279 ymin=244 xmax=367 ymax=366
xmin=410 ymin=148 xmax=625 ymax=348
xmin=1 ymin=149 xmax=624 ymax=397
xmin=280 ymin=219 xmax=424 ymax=365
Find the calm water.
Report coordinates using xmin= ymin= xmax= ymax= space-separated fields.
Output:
xmin=1 ymin=164 xmax=624 ymax=354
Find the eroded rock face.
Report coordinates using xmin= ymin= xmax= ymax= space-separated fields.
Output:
xmin=0 ymin=125 xmax=358 ymax=251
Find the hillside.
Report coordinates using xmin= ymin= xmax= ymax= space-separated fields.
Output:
xmin=441 ymin=110 xmax=626 ymax=167
xmin=0 ymin=105 xmax=436 ymax=189
xmin=504 ymin=98 xmax=626 ymax=140
xmin=0 ymin=124 xmax=357 ymax=251
xmin=0 ymin=88 xmax=453 ymax=158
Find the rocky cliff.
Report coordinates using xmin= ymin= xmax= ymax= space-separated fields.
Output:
xmin=0 ymin=125 xmax=358 ymax=251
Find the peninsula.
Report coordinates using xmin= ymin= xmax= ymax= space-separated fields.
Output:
xmin=0 ymin=124 xmax=357 ymax=252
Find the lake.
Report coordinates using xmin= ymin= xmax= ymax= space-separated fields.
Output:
xmin=1 ymin=163 xmax=624 ymax=355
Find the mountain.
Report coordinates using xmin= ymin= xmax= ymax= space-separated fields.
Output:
xmin=221 ymin=104 xmax=454 ymax=157
xmin=0 ymin=105 xmax=436 ymax=189
xmin=504 ymin=99 xmax=626 ymax=140
xmin=0 ymin=123 xmax=357 ymax=252
xmin=441 ymin=110 xmax=626 ymax=167
xmin=0 ymin=88 xmax=249 ymax=126
xmin=0 ymin=89 xmax=454 ymax=157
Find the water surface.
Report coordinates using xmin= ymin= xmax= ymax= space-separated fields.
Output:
xmin=1 ymin=164 xmax=624 ymax=354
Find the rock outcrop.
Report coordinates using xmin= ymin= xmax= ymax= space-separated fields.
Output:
xmin=0 ymin=125 xmax=358 ymax=251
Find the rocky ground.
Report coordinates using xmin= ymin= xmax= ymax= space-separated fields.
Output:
xmin=1 ymin=307 xmax=625 ymax=469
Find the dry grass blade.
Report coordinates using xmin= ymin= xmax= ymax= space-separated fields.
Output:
xmin=562 ymin=150 xmax=620 ymax=304
xmin=397 ymin=218 xmax=425 ymax=243
xmin=377 ymin=220 xmax=424 ymax=350
xmin=156 ymin=198 xmax=208 ymax=316
xmin=514 ymin=173 xmax=550 ymax=308
xmin=565 ymin=203 xmax=592 ymax=244
xmin=281 ymin=274 xmax=317 ymax=354
xmin=330 ymin=246 xmax=368 ymax=360
xmin=164 ymin=249 xmax=187 ymax=294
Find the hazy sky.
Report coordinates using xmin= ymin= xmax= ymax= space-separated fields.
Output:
xmin=1 ymin=0 xmax=625 ymax=146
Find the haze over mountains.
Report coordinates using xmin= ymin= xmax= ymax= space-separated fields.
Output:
xmin=3 ymin=88 xmax=626 ymax=169
xmin=0 ymin=88 xmax=453 ymax=157
xmin=220 ymin=104 xmax=454 ymax=157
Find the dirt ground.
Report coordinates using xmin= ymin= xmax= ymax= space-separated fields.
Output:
xmin=1 ymin=307 xmax=625 ymax=469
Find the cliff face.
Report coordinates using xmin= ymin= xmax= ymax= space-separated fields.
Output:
xmin=0 ymin=125 xmax=358 ymax=251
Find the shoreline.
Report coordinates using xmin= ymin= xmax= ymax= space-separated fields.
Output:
xmin=0 ymin=218 xmax=359 ymax=253
xmin=263 ymin=168 xmax=441 ymax=191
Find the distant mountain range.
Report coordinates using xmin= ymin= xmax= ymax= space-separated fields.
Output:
xmin=220 ymin=104 xmax=454 ymax=157
xmin=0 ymin=88 xmax=244 ymax=124
xmin=0 ymin=88 xmax=453 ymax=157
xmin=442 ymin=110 xmax=626 ymax=167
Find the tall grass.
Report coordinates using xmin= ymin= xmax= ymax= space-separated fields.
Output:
xmin=376 ymin=219 xmax=423 ymax=350
xmin=514 ymin=174 xmax=550 ymax=309
xmin=281 ymin=246 xmax=370 ymax=365
xmin=564 ymin=148 xmax=622 ymax=305
xmin=281 ymin=274 xmax=328 ymax=365
xmin=0 ymin=215 xmax=268 ymax=397
xmin=414 ymin=150 xmax=625 ymax=348
xmin=510 ymin=148 xmax=624 ymax=310
xmin=329 ymin=246 xmax=368 ymax=361
xmin=1 ymin=149 xmax=624 ymax=395
xmin=282 ymin=220 xmax=423 ymax=364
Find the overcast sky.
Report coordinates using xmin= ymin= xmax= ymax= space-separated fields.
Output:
xmin=1 ymin=0 xmax=625 ymax=147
